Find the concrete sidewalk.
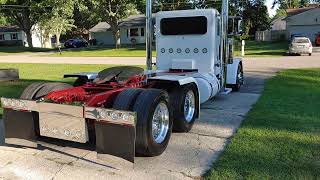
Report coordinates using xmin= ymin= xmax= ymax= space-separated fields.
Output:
xmin=1 ymin=54 xmax=320 ymax=179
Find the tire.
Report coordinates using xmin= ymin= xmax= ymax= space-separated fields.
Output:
xmin=73 ymin=77 xmax=89 ymax=87
xmin=170 ymin=84 xmax=199 ymax=132
xmin=35 ymin=82 xmax=73 ymax=99
xmin=94 ymin=66 xmax=144 ymax=82
xmin=232 ymin=64 xmax=244 ymax=92
xmin=133 ymin=89 xmax=173 ymax=156
xmin=309 ymin=53 xmax=312 ymax=56
xmin=113 ymin=88 xmax=144 ymax=110
xmin=20 ymin=82 xmax=47 ymax=100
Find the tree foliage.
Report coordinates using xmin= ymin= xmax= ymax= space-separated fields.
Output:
xmin=242 ymin=0 xmax=270 ymax=35
xmin=93 ymin=0 xmax=138 ymax=48
xmin=39 ymin=0 xmax=76 ymax=47
xmin=0 ymin=0 xmax=48 ymax=47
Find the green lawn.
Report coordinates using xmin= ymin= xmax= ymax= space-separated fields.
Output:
xmin=206 ymin=69 xmax=320 ymax=179
xmin=49 ymin=45 xmax=157 ymax=57
xmin=0 ymin=41 xmax=288 ymax=57
xmin=0 ymin=46 xmax=53 ymax=56
xmin=233 ymin=40 xmax=288 ymax=57
xmin=48 ymin=41 xmax=287 ymax=57
xmin=0 ymin=63 xmax=119 ymax=118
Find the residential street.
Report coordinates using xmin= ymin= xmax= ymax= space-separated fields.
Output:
xmin=1 ymin=54 xmax=320 ymax=179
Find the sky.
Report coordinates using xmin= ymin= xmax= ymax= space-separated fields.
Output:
xmin=265 ymin=0 xmax=280 ymax=17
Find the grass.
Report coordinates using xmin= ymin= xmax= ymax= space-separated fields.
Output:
xmin=0 ymin=46 xmax=53 ymax=56
xmin=233 ymin=40 xmax=288 ymax=57
xmin=0 ymin=63 xmax=120 ymax=118
xmin=49 ymin=45 xmax=157 ymax=57
xmin=205 ymin=69 xmax=320 ymax=179
xmin=47 ymin=41 xmax=288 ymax=57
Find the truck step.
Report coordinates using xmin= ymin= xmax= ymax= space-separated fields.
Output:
xmin=220 ymin=88 xmax=232 ymax=95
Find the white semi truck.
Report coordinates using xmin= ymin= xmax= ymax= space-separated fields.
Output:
xmin=1 ymin=0 xmax=243 ymax=162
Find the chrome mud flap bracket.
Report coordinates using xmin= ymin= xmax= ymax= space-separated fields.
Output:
xmin=85 ymin=107 xmax=136 ymax=163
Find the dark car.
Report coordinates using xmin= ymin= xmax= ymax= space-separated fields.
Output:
xmin=64 ymin=39 xmax=88 ymax=48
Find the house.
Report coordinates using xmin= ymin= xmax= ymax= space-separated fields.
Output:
xmin=89 ymin=14 xmax=155 ymax=46
xmin=0 ymin=25 xmax=52 ymax=48
xmin=89 ymin=22 xmax=116 ymax=46
xmin=119 ymin=15 xmax=155 ymax=45
xmin=271 ymin=17 xmax=286 ymax=30
xmin=285 ymin=4 xmax=320 ymax=42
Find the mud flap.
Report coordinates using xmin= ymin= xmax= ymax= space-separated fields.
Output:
xmin=95 ymin=122 xmax=135 ymax=163
xmin=3 ymin=109 xmax=39 ymax=141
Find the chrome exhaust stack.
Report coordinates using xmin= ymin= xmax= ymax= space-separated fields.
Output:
xmin=220 ymin=0 xmax=229 ymax=88
xmin=146 ymin=0 xmax=153 ymax=70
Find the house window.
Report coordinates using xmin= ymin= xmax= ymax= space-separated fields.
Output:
xmin=130 ymin=28 xmax=139 ymax=37
xmin=141 ymin=28 xmax=144 ymax=36
xmin=127 ymin=29 xmax=129 ymax=37
xmin=0 ymin=34 xmax=4 ymax=41
xmin=11 ymin=33 xmax=18 ymax=40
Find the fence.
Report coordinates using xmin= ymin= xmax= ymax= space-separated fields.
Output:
xmin=255 ymin=30 xmax=288 ymax=41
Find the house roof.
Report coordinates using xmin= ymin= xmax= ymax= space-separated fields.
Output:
xmin=0 ymin=26 xmax=21 ymax=33
xmin=118 ymin=14 xmax=155 ymax=28
xmin=271 ymin=17 xmax=286 ymax=25
xmin=89 ymin=22 xmax=111 ymax=32
xmin=286 ymin=4 xmax=320 ymax=17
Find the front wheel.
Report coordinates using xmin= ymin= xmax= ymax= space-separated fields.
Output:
xmin=133 ymin=89 xmax=173 ymax=156
xmin=232 ymin=64 xmax=244 ymax=92
xmin=309 ymin=53 xmax=312 ymax=56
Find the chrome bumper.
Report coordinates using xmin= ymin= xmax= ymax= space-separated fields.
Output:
xmin=1 ymin=97 xmax=137 ymax=162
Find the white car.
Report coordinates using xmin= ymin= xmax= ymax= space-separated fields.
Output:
xmin=289 ymin=37 xmax=313 ymax=56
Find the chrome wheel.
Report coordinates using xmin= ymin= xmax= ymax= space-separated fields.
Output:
xmin=184 ymin=90 xmax=196 ymax=122
xmin=152 ymin=102 xmax=170 ymax=144
xmin=237 ymin=67 xmax=244 ymax=85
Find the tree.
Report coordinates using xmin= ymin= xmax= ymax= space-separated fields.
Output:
xmin=0 ymin=0 xmax=47 ymax=47
xmin=94 ymin=0 xmax=138 ymax=48
xmin=242 ymin=0 xmax=270 ymax=35
xmin=40 ymin=0 xmax=76 ymax=47
xmin=70 ymin=0 xmax=101 ymax=38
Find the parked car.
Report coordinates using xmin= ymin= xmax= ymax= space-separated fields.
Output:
xmin=315 ymin=33 xmax=320 ymax=46
xmin=64 ymin=38 xmax=88 ymax=48
xmin=289 ymin=37 xmax=313 ymax=56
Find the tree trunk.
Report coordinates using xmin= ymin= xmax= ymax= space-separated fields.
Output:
xmin=25 ymin=30 xmax=33 ymax=48
xmin=111 ymin=28 xmax=120 ymax=49
xmin=56 ymin=33 xmax=61 ymax=48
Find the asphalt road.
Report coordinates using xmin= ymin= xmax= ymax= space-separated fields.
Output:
xmin=1 ymin=54 xmax=320 ymax=179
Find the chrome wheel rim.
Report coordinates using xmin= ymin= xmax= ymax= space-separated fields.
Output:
xmin=238 ymin=68 xmax=244 ymax=85
xmin=184 ymin=90 xmax=196 ymax=122
xmin=152 ymin=102 xmax=170 ymax=144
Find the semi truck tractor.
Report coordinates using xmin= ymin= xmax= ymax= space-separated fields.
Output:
xmin=0 ymin=0 xmax=243 ymax=162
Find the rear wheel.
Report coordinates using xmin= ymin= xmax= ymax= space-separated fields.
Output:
xmin=34 ymin=82 xmax=73 ymax=99
xmin=170 ymin=84 xmax=199 ymax=132
xmin=113 ymin=88 xmax=144 ymax=110
xmin=20 ymin=82 xmax=47 ymax=100
xmin=133 ymin=89 xmax=173 ymax=156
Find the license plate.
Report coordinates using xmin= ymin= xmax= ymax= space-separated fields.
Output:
xmin=298 ymin=45 xmax=304 ymax=48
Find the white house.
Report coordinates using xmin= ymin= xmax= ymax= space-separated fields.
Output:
xmin=286 ymin=4 xmax=320 ymax=42
xmin=89 ymin=14 xmax=155 ymax=46
xmin=0 ymin=25 xmax=52 ymax=48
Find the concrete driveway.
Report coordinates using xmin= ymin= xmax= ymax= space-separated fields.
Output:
xmin=1 ymin=54 xmax=320 ymax=179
